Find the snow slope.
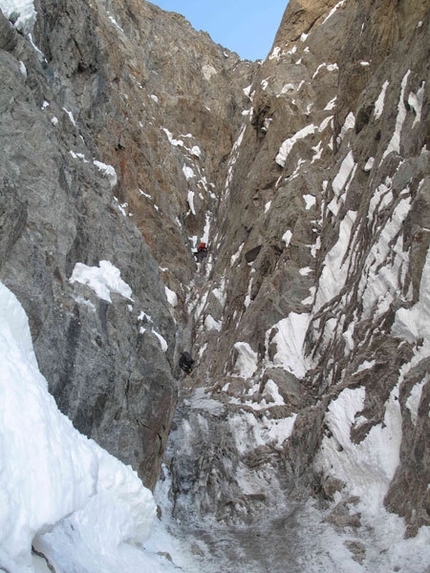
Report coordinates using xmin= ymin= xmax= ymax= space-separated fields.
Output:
xmin=0 ymin=280 xmax=182 ymax=573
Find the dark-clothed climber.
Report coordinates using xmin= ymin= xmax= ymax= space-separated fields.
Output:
xmin=179 ymin=351 xmax=195 ymax=375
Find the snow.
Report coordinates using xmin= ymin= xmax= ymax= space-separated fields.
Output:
xmin=69 ymin=260 xmax=133 ymax=303
xmin=382 ymin=71 xmax=410 ymax=160
xmin=232 ymin=341 xmax=258 ymax=379
xmin=230 ymin=411 xmax=297 ymax=454
xmin=406 ymin=376 xmax=428 ymax=426
xmin=276 ymin=124 xmax=318 ymax=167
xmin=182 ymin=165 xmax=195 ymax=180
xmin=328 ymin=151 xmax=357 ymax=215
xmin=322 ymin=0 xmax=346 ymax=25
xmin=364 ymin=156 xmax=374 ymax=171
xmin=408 ymin=81 xmax=426 ymax=128
xmin=282 ymin=229 xmax=293 ymax=246
xmin=190 ymin=145 xmax=201 ymax=158
xmin=93 ymin=160 xmax=118 ymax=188
xmin=312 ymin=62 xmax=338 ymax=79
xmin=360 ymin=195 xmax=412 ymax=319
xmin=152 ymin=329 xmax=168 ymax=352
xmin=392 ymin=243 xmax=430 ymax=343
xmin=269 ymin=313 xmax=310 ymax=379
xmin=62 ymin=107 xmax=76 ymax=126
xmin=269 ymin=46 xmax=281 ymax=60
xmin=0 ymin=280 xmax=168 ymax=573
xmin=324 ymin=96 xmax=337 ymax=111
xmin=337 ymin=111 xmax=355 ymax=144
xmin=161 ymin=127 xmax=183 ymax=147
xmin=0 ymin=0 xmax=36 ymax=33
xmin=187 ymin=190 xmax=196 ymax=215
xmin=303 ymin=194 xmax=316 ymax=210
xmin=230 ymin=242 xmax=244 ymax=265
xmin=204 ymin=315 xmax=222 ymax=332
xmin=165 ymin=286 xmax=178 ymax=308
xmin=374 ymin=80 xmax=389 ymax=120
xmin=202 ymin=64 xmax=217 ymax=81
xmin=316 ymin=385 xmax=402 ymax=510
xmin=315 ymin=210 xmax=357 ymax=311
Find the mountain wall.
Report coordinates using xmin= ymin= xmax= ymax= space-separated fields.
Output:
xmin=164 ymin=0 xmax=430 ymax=546
xmin=0 ymin=0 xmax=429 ymax=567
xmin=0 ymin=0 xmax=254 ymax=489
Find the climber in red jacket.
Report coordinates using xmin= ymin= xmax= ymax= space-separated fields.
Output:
xmin=194 ymin=242 xmax=208 ymax=262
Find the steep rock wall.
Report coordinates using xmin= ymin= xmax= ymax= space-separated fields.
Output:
xmin=0 ymin=0 xmax=254 ymax=489
xmin=166 ymin=0 xmax=430 ymax=542
xmin=1 ymin=0 xmax=429 ymax=555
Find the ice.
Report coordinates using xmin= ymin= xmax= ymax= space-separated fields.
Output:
xmin=69 ymin=260 xmax=133 ymax=303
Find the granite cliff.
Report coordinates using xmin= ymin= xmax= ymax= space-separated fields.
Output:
xmin=0 ymin=0 xmax=429 ymax=570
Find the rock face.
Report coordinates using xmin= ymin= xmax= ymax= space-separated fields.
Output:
xmin=0 ymin=0 xmax=254 ymax=489
xmin=163 ymin=0 xmax=430 ymax=546
xmin=1 ymin=0 xmax=429 ymax=559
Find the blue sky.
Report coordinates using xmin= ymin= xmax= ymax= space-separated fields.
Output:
xmin=149 ymin=1 xmax=289 ymax=61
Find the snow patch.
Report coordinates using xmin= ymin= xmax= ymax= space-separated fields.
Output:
xmin=0 ymin=281 xmax=157 ymax=572
xmin=93 ymin=160 xmax=118 ymax=188
xmin=276 ymin=124 xmax=318 ymax=167
xmin=0 ymin=0 xmax=36 ymax=33
xmin=69 ymin=261 xmax=133 ymax=303
xmin=269 ymin=313 xmax=310 ymax=379
xmin=232 ymin=342 xmax=258 ymax=379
